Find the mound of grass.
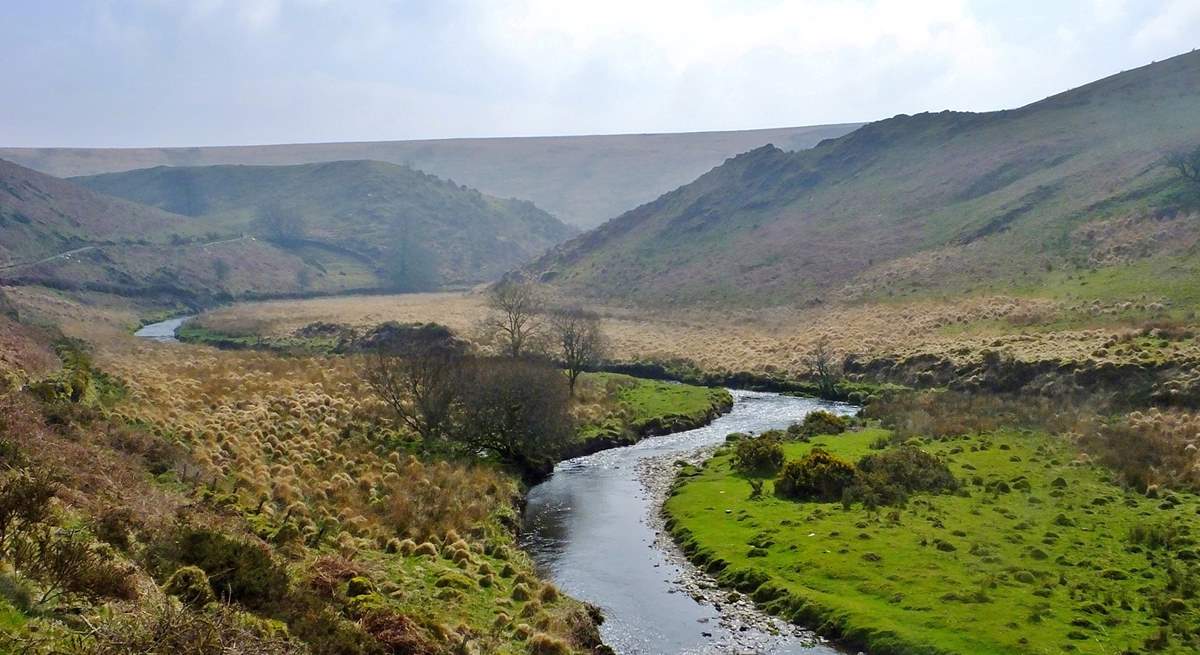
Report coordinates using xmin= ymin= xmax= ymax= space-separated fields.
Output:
xmin=666 ymin=427 xmax=1200 ymax=654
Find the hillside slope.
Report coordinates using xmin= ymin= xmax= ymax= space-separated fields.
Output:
xmin=74 ymin=160 xmax=573 ymax=287
xmin=0 ymin=158 xmax=183 ymax=266
xmin=525 ymin=51 xmax=1200 ymax=307
xmin=0 ymin=158 xmax=571 ymax=305
xmin=0 ymin=124 xmax=861 ymax=228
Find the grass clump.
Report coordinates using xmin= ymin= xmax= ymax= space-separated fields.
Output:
xmin=163 ymin=566 xmax=216 ymax=607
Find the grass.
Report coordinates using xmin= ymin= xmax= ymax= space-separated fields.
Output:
xmin=665 ymin=428 xmax=1200 ymax=654
xmin=573 ymin=372 xmax=732 ymax=444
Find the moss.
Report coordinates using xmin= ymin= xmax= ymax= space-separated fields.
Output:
xmin=162 ymin=566 xmax=215 ymax=607
xmin=346 ymin=576 xmax=375 ymax=598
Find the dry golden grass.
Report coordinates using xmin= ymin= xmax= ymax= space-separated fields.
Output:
xmin=195 ymin=291 xmax=1200 ymax=379
xmin=100 ymin=342 xmax=516 ymax=546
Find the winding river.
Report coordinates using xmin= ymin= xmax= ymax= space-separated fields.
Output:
xmin=522 ymin=390 xmax=858 ymax=655
xmin=135 ymin=318 xmax=855 ymax=653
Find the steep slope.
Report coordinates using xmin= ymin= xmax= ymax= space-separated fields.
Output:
xmin=0 ymin=158 xmax=183 ymax=266
xmin=526 ymin=50 xmax=1200 ymax=307
xmin=73 ymin=160 xmax=574 ymax=287
xmin=1 ymin=124 xmax=861 ymax=228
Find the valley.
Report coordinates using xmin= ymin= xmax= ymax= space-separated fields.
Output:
xmin=2 ymin=36 xmax=1200 ymax=655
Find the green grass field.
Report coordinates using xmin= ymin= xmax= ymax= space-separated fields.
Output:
xmin=575 ymin=372 xmax=732 ymax=446
xmin=665 ymin=428 xmax=1200 ymax=654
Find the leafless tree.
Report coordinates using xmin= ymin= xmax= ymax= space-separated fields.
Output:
xmin=455 ymin=357 xmax=573 ymax=480
xmin=362 ymin=337 xmax=465 ymax=444
xmin=805 ymin=337 xmax=843 ymax=398
xmin=549 ymin=307 xmax=607 ymax=394
xmin=253 ymin=205 xmax=305 ymax=244
xmin=483 ymin=278 xmax=544 ymax=358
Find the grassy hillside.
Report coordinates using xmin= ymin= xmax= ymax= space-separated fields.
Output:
xmin=0 ymin=158 xmax=572 ymax=305
xmin=0 ymin=125 xmax=861 ymax=228
xmin=73 ymin=160 xmax=574 ymax=287
xmin=526 ymin=50 xmax=1200 ymax=307
xmin=0 ymin=159 xmax=183 ymax=266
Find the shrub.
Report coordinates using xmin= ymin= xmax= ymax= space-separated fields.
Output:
xmin=732 ymin=436 xmax=785 ymax=475
xmin=163 ymin=566 xmax=215 ymax=607
xmin=346 ymin=576 xmax=375 ymax=598
xmin=9 ymin=528 xmax=136 ymax=604
xmin=789 ymin=411 xmax=848 ymax=440
xmin=0 ymin=466 xmax=58 ymax=546
xmin=854 ymin=446 xmax=958 ymax=502
xmin=842 ymin=446 xmax=960 ymax=509
xmin=156 ymin=526 xmax=288 ymax=608
xmin=775 ymin=449 xmax=856 ymax=501
xmin=93 ymin=507 xmax=137 ymax=550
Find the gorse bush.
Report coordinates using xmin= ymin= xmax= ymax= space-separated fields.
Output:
xmin=732 ymin=435 xmax=785 ymax=475
xmin=848 ymin=446 xmax=958 ymax=508
xmin=789 ymin=411 xmax=848 ymax=440
xmin=775 ymin=448 xmax=856 ymax=501
xmin=857 ymin=446 xmax=957 ymax=494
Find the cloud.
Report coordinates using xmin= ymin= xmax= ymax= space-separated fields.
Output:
xmin=0 ymin=0 xmax=1195 ymax=146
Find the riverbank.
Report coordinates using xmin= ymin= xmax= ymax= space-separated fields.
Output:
xmin=636 ymin=447 xmax=839 ymax=653
xmin=522 ymin=391 xmax=853 ymax=654
xmin=663 ymin=427 xmax=1200 ymax=654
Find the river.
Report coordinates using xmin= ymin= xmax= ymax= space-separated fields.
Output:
xmin=134 ymin=319 xmax=853 ymax=653
xmin=522 ymin=390 xmax=858 ymax=655
xmin=133 ymin=316 xmax=192 ymax=342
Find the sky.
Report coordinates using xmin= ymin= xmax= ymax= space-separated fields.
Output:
xmin=2 ymin=0 xmax=1198 ymax=148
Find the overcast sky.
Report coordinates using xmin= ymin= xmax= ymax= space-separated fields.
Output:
xmin=2 ymin=0 xmax=1198 ymax=148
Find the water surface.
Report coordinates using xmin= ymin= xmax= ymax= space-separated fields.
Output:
xmin=523 ymin=390 xmax=857 ymax=654
xmin=134 ymin=316 xmax=192 ymax=342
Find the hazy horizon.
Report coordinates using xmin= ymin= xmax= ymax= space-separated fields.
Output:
xmin=2 ymin=0 xmax=1198 ymax=148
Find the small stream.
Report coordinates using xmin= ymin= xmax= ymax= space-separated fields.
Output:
xmin=522 ymin=390 xmax=859 ymax=655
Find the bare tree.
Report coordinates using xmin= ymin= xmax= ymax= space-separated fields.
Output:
xmin=483 ymin=278 xmax=544 ymax=358
xmin=455 ymin=357 xmax=573 ymax=480
xmin=805 ymin=338 xmax=842 ymax=399
xmin=253 ymin=205 xmax=305 ymax=244
xmin=1167 ymin=146 xmax=1200 ymax=187
xmin=362 ymin=332 xmax=466 ymax=444
xmin=549 ymin=307 xmax=607 ymax=394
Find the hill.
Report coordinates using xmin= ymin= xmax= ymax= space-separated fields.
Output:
xmin=524 ymin=50 xmax=1200 ymax=307
xmin=0 ymin=158 xmax=183 ymax=267
xmin=73 ymin=160 xmax=574 ymax=288
xmin=0 ymin=124 xmax=861 ymax=228
xmin=0 ymin=158 xmax=572 ymax=305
